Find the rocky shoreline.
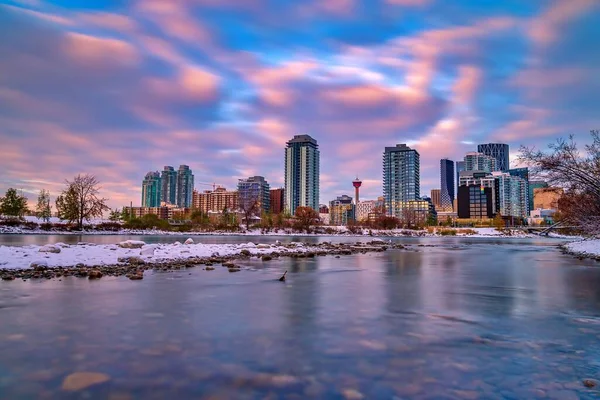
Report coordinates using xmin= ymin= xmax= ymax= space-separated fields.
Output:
xmin=0 ymin=240 xmax=403 ymax=282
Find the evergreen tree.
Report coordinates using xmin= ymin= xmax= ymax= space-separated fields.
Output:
xmin=36 ymin=189 xmax=52 ymax=222
xmin=0 ymin=188 xmax=29 ymax=219
xmin=108 ymin=209 xmax=122 ymax=222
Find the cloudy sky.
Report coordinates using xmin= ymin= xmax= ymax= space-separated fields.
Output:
xmin=1 ymin=0 xmax=599 ymax=209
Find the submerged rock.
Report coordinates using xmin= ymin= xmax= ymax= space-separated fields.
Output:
xmin=61 ymin=372 xmax=110 ymax=391
xmin=87 ymin=269 xmax=103 ymax=279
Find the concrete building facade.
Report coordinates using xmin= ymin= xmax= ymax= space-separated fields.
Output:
xmin=383 ymin=144 xmax=420 ymax=219
xmin=285 ymin=135 xmax=320 ymax=214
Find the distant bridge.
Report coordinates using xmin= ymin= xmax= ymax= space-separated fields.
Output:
xmin=518 ymin=221 xmax=580 ymax=236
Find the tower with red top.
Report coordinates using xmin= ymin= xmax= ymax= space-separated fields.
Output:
xmin=352 ymin=177 xmax=362 ymax=204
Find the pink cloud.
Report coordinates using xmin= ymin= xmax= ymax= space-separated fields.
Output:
xmin=178 ymin=66 xmax=220 ymax=101
xmin=386 ymin=0 xmax=430 ymax=6
xmin=62 ymin=32 xmax=139 ymax=67
xmin=528 ymin=0 xmax=597 ymax=47
xmin=452 ymin=65 xmax=482 ymax=105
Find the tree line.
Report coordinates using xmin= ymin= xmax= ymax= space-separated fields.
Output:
xmin=0 ymin=174 xmax=109 ymax=230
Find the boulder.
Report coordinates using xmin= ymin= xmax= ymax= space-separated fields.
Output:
xmin=87 ymin=270 xmax=103 ymax=279
xmin=39 ymin=245 xmax=61 ymax=254
xmin=184 ymin=238 xmax=194 ymax=245
xmin=205 ymin=266 xmax=215 ymax=271
xmin=118 ymin=240 xmax=145 ymax=249
xmin=240 ymin=249 xmax=251 ymax=256
xmin=173 ymin=241 xmax=182 ymax=246
xmin=140 ymin=245 xmax=156 ymax=256
xmin=261 ymin=255 xmax=273 ymax=261
xmin=256 ymin=244 xmax=270 ymax=249
xmin=30 ymin=260 xmax=49 ymax=270
xmin=127 ymin=272 xmax=143 ymax=280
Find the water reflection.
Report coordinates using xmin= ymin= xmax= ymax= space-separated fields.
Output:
xmin=1 ymin=238 xmax=599 ymax=399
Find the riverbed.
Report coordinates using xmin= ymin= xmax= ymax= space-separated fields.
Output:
xmin=0 ymin=237 xmax=599 ymax=399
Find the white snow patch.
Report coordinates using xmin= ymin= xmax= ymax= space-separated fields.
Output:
xmin=0 ymin=242 xmax=319 ymax=270
xmin=565 ymin=239 xmax=600 ymax=257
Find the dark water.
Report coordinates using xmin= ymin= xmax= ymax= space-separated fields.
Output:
xmin=1 ymin=238 xmax=600 ymax=399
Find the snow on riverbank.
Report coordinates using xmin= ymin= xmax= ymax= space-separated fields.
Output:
xmin=0 ymin=240 xmax=321 ymax=270
xmin=0 ymin=224 xmax=537 ymax=238
xmin=563 ymin=239 xmax=600 ymax=258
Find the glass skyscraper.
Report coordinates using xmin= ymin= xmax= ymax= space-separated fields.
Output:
xmin=176 ymin=165 xmax=194 ymax=208
xmin=161 ymin=166 xmax=177 ymax=205
xmin=509 ymin=167 xmax=530 ymax=214
xmin=440 ymin=158 xmax=455 ymax=211
xmin=455 ymin=160 xmax=465 ymax=194
xmin=478 ymin=143 xmax=510 ymax=171
xmin=141 ymin=171 xmax=161 ymax=207
xmin=464 ymin=152 xmax=497 ymax=172
xmin=383 ymin=144 xmax=420 ymax=218
xmin=238 ymin=176 xmax=271 ymax=214
xmin=285 ymin=135 xmax=320 ymax=214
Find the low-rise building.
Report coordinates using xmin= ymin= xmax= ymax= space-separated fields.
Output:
xmin=193 ymin=187 xmax=239 ymax=213
xmin=457 ymin=185 xmax=494 ymax=220
xmin=356 ymin=200 xmax=377 ymax=222
xmin=270 ymin=188 xmax=285 ymax=214
xmin=533 ymin=187 xmax=563 ymax=210
xmin=123 ymin=206 xmax=190 ymax=220
xmin=329 ymin=195 xmax=355 ymax=226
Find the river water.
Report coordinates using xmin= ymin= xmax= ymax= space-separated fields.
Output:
xmin=1 ymin=236 xmax=599 ymax=399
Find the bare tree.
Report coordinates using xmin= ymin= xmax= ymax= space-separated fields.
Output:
xmin=238 ymin=184 xmax=261 ymax=230
xmin=519 ymin=130 xmax=600 ymax=235
xmin=55 ymin=174 xmax=110 ymax=230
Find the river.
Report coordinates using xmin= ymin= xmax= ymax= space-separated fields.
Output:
xmin=0 ymin=236 xmax=599 ymax=399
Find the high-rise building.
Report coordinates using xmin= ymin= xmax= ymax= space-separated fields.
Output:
xmin=440 ymin=158 xmax=455 ymax=211
xmin=464 ymin=152 xmax=497 ymax=172
xmin=430 ymin=189 xmax=441 ymax=209
xmin=161 ymin=166 xmax=177 ymax=205
xmin=141 ymin=171 xmax=162 ymax=207
xmin=176 ymin=165 xmax=194 ymax=208
xmin=238 ymin=176 xmax=271 ymax=214
xmin=329 ymin=195 xmax=355 ymax=226
xmin=456 ymin=160 xmax=465 ymax=192
xmin=494 ymin=172 xmax=528 ymax=220
xmin=285 ymin=135 xmax=320 ymax=214
xmin=509 ymin=167 xmax=530 ymax=214
xmin=383 ymin=144 xmax=420 ymax=218
xmin=478 ymin=143 xmax=510 ymax=171
xmin=269 ymin=188 xmax=284 ymax=214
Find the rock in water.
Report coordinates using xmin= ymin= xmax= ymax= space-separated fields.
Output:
xmin=61 ymin=372 xmax=110 ymax=391
xmin=184 ymin=238 xmax=194 ymax=245
xmin=583 ymin=379 xmax=597 ymax=388
xmin=279 ymin=271 xmax=287 ymax=282
xmin=39 ymin=245 xmax=61 ymax=253
xmin=118 ymin=240 xmax=146 ymax=249
xmin=87 ymin=270 xmax=103 ymax=279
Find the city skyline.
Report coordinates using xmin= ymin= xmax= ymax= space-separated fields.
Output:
xmin=1 ymin=1 xmax=599 ymax=209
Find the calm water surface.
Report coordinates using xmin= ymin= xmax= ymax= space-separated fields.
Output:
xmin=1 ymin=237 xmax=600 ymax=399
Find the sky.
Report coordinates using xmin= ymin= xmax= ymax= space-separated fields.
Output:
xmin=0 ymin=0 xmax=599 ymax=209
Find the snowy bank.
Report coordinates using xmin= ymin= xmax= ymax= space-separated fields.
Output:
xmin=563 ymin=239 xmax=600 ymax=259
xmin=0 ymin=240 xmax=382 ymax=270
